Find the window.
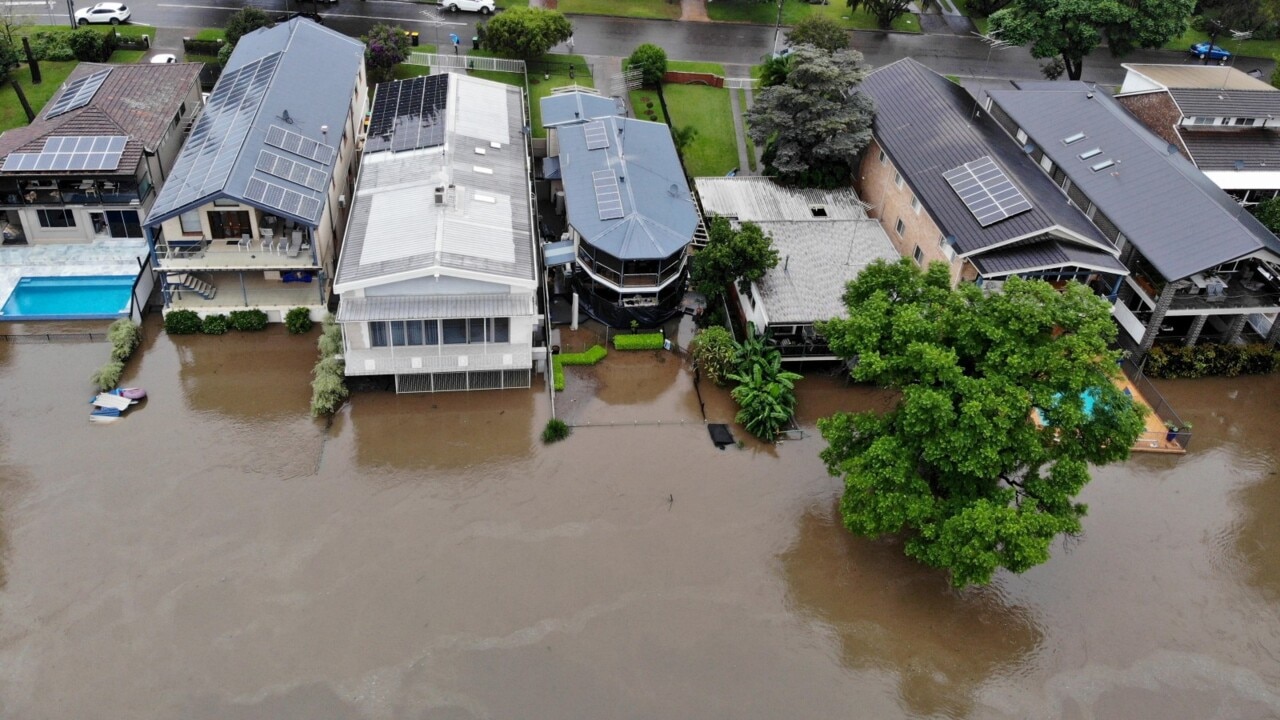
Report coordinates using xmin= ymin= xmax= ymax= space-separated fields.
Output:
xmin=1192 ymin=116 xmax=1215 ymax=126
xmin=172 ymin=112 xmax=180 ymax=128
xmin=1233 ymin=117 xmax=1258 ymax=126
xmin=104 ymin=210 xmax=142 ymax=238
xmin=179 ymin=210 xmax=202 ymax=234
xmin=911 ymin=195 xmax=921 ymax=214
xmin=179 ymin=101 xmax=187 ymax=116
xmin=810 ymin=206 xmax=828 ymax=217
xmin=442 ymin=319 xmax=467 ymax=344
xmin=913 ymin=245 xmax=924 ymax=265
xmin=895 ymin=217 xmax=906 ymax=236
xmin=37 ymin=209 xmax=75 ymax=228
xmin=492 ymin=317 xmax=510 ymax=343
xmin=213 ymin=198 xmax=240 ymax=207
xmin=468 ymin=318 xmax=486 ymax=342
xmin=894 ymin=171 xmax=904 ymax=188
xmin=1040 ymin=155 xmax=1054 ymax=173
xmin=878 ymin=149 xmax=887 ymax=165
xmin=1016 ymin=129 xmax=1028 ymax=143
xmin=370 ymin=322 xmax=388 ymax=347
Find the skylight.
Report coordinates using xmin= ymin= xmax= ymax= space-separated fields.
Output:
xmin=1062 ymin=132 xmax=1086 ymax=145
xmin=1090 ymin=159 xmax=1115 ymax=172
xmin=1079 ymin=148 xmax=1103 ymax=160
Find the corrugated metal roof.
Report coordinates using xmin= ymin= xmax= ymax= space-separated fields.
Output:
xmin=553 ymin=109 xmax=697 ymax=260
xmin=971 ymin=239 xmax=1128 ymax=277
xmin=540 ymin=91 xmax=621 ymax=127
xmin=989 ymin=82 xmax=1280 ymax=280
xmin=146 ymin=20 xmax=363 ymax=227
xmin=1170 ymin=88 xmax=1280 ymax=118
xmin=1178 ymin=128 xmax=1280 ymax=171
xmin=1122 ymin=64 xmax=1274 ymax=92
xmin=859 ymin=59 xmax=1109 ymax=257
xmin=333 ymin=74 xmax=535 ymax=291
xmin=694 ymin=177 xmax=869 ymax=221
xmin=336 ymin=294 xmax=533 ymax=321
xmin=752 ymin=220 xmax=900 ymax=324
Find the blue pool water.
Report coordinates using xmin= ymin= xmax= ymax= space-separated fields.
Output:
xmin=1 ymin=275 xmax=134 ymax=321
xmin=1036 ymin=388 xmax=1100 ymax=426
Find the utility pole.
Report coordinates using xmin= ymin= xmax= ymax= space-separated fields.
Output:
xmin=65 ymin=0 xmax=76 ymax=29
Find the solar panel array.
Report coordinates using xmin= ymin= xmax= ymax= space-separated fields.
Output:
xmin=256 ymin=150 xmax=327 ymax=191
xmin=148 ymin=52 xmax=284 ymax=220
xmin=1 ymin=135 xmax=127 ymax=172
xmin=245 ymin=177 xmax=323 ymax=223
xmin=364 ymin=74 xmax=450 ymax=154
xmin=264 ymin=125 xmax=336 ymax=166
xmin=942 ymin=156 xmax=1034 ymax=227
xmin=44 ymin=68 xmax=113 ymax=119
xmin=592 ymin=170 xmax=624 ymax=221
xmin=583 ymin=120 xmax=610 ymax=151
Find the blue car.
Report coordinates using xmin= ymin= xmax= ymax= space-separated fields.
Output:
xmin=1190 ymin=42 xmax=1232 ymax=63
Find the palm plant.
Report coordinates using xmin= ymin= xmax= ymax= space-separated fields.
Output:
xmin=727 ymin=327 xmax=802 ymax=441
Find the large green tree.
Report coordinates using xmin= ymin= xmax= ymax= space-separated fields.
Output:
xmin=786 ymin=15 xmax=850 ymax=53
xmin=224 ymin=6 xmax=272 ymax=46
xmin=627 ymin=43 xmax=667 ymax=87
xmin=817 ymin=260 xmax=1146 ymax=587
xmin=745 ymin=45 xmax=874 ymax=187
xmin=990 ymin=0 xmax=1195 ymax=81
xmin=847 ymin=0 xmax=914 ymax=29
xmin=482 ymin=7 xmax=572 ymax=60
xmin=363 ymin=23 xmax=411 ymax=84
xmin=690 ymin=217 xmax=779 ymax=304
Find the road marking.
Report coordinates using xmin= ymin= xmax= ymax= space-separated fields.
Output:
xmin=154 ymin=3 xmax=466 ymax=25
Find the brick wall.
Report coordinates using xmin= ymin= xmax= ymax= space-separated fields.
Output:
xmin=662 ymin=71 xmax=724 ymax=88
xmin=1115 ymin=93 xmax=1190 ymax=160
xmin=856 ymin=138 xmax=964 ymax=285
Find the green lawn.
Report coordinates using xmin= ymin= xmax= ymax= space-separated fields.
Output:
xmin=668 ymin=59 xmax=727 ymax=75
xmin=194 ymin=28 xmax=225 ymax=42
xmin=1163 ymin=25 xmax=1280 ymax=60
xmin=185 ymin=53 xmax=218 ymax=64
xmin=0 ymin=60 xmax=78 ymax=133
xmin=951 ymin=0 xmax=990 ymax=35
xmin=467 ymin=51 xmax=594 ymax=137
xmin=557 ymin=0 xmax=680 ymax=20
xmin=630 ymin=89 xmax=666 ymax=123
xmin=707 ymin=1 xmax=918 ymax=33
xmin=23 ymin=24 xmax=157 ymax=40
xmin=111 ymin=50 xmax=147 ymax=63
xmin=662 ymin=83 xmax=739 ymax=177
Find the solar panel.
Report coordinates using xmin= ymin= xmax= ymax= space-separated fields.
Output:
xmin=255 ymin=150 xmax=326 ymax=191
xmin=592 ymin=170 xmax=624 ymax=221
xmin=44 ymin=68 xmax=113 ymax=119
xmin=942 ymin=156 xmax=1034 ymax=227
xmin=0 ymin=135 xmax=128 ymax=173
xmin=364 ymin=74 xmax=450 ymax=154
xmin=583 ymin=120 xmax=609 ymax=150
xmin=244 ymin=176 xmax=323 ymax=223
xmin=148 ymin=52 xmax=284 ymax=220
xmin=265 ymin=124 xmax=336 ymax=165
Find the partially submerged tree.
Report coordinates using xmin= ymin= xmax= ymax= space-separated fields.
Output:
xmin=817 ymin=260 xmax=1146 ymax=587
xmin=728 ymin=329 xmax=802 ymax=442
xmin=627 ymin=43 xmax=667 ymax=87
xmin=847 ymin=0 xmax=914 ymax=29
xmin=990 ymin=0 xmax=1195 ymax=81
xmin=482 ymin=7 xmax=572 ymax=60
xmin=363 ymin=23 xmax=411 ymax=84
xmin=786 ymin=15 xmax=850 ymax=53
xmin=690 ymin=217 xmax=779 ymax=304
xmin=745 ymin=45 xmax=874 ymax=187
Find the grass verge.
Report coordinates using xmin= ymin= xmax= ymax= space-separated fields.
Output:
xmin=667 ymin=59 xmax=727 ymax=75
xmin=707 ymin=2 xmax=918 ymax=33
xmin=22 ymin=24 xmax=157 ymax=39
xmin=194 ymin=28 xmax=226 ymax=42
xmin=663 ymin=83 xmax=739 ymax=177
xmin=556 ymin=0 xmax=680 ymax=20
xmin=1163 ymin=25 xmax=1280 ymax=60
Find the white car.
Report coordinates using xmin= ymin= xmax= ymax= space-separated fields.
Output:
xmin=441 ymin=0 xmax=494 ymax=14
xmin=75 ymin=2 xmax=131 ymax=25
xmin=149 ymin=53 xmax=177 ymax=64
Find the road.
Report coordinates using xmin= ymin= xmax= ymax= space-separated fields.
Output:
xmin=17 ymin=0 xmax=1275 ymax=84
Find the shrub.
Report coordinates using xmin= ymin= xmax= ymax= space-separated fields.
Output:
xmin=541 ymin=418 xmax=571 ymax=444
xmin=107 ymin=319 xmax=142 ymax=362
xmin=224 ymin=6 xmax=272 ymax=45
xmin=68 ymin=28 xmax=105 ymax=61
xmin=201 ymin=313 xmax=229 ymax=335
xmin=690 ymin=326 xmax=736 ymax=385
xmin=558 ymin=344 xmax=607 ymax=365
xmin=310 ymin=356 xmax=349 ymax=417
xmin=553 ymin=357 xmax=566 ymax=390
xmin=318 ymin=319 xmax=344 ymax=357
xmin=628 ymin=43 xmax=668 ymax=86
xmin=90 ymin=360 xmax=124 ymax=392
xmin=30 ymin=31 xmax=75 ymax=61
xmin=614 ymin=332 xmax=665 ymax=351
xmin=228 ymin=309 xmax=268 ymax=331
xmin=1144 ymin=342 xmax=1280 ymax=379
xmin=363 ymin=23 xmax=412 ymax=84
xmin=285 ymin=307 xmax=313 ymax=335
xmin=164 ymin=309 xmax=201 ymax=335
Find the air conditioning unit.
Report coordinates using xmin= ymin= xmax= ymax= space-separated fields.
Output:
xmin=338 ymin=194 xmax=347 ymax=209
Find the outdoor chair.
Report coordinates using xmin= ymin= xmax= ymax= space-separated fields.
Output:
xmin=238 ymin=233 xmax=252 ymax=251
xmin=261 ymin=229 xmax=274 ymax=253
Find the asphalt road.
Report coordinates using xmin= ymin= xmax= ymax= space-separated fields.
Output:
xmin=21 ymin=0 xmax=1275 ymax=85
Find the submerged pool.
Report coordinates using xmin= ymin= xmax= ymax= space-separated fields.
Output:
xmin=1036 ymin=388 xmax=1100 ymax=426
xmin=1 ymin=275 xmax=134 ymax=321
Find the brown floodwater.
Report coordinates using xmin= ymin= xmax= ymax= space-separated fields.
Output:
xmin=0 ymin=319 xmax=1278 ymax=719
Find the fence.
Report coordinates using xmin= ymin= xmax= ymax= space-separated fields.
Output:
xmin=1123 ymin=358 xmax=1192 ymax=451
xmin=0 ymin=332 xmax=108 ymax=343
xmin=406 ymin=52 xmax=526 ymax=74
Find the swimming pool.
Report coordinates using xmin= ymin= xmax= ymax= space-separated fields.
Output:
xmin=1 ymin=275 xmax=134 ymax=321
xmin=1036 ymin=388 xmax=1100 ymax=426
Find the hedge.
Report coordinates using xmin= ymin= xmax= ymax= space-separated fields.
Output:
xmin=285 ymin=307 xmax=313 ymax=334
xmin=164 ymin=309 xmax=201 ymax=335
xmin=201 ymin=313 xmax=229 ymax=335
xmin=228 ymin=309 xmax=268 ymax=331
xmin=613 ymin=332 xmax=664 ymax=351
xmin=310 ymin=315 xmax=348 ymax=416
xmin=1144 ymin=342 xmax=1280 ymax=378
xmin=552 ymin=344 xmax=607 ymax=391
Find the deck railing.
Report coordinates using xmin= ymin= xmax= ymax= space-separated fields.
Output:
xmin=1123 ymin=358 xmax=1191 ymax=451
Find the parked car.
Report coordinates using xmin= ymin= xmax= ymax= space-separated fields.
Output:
xmin=149 ymin=53 xmax=177 ymax=64
xmin=74 ymin=2 xmax=130 ymax=25
xmin=1189 ymin=42 xmax=1232 ymax=64
xmin=441 ymin=0 xmax=494 ymax=14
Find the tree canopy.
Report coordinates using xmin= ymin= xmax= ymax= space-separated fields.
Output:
xmin=786 ymin=15 xmax=850 ymax=53
xmin=627 ymin=43 xmax=667 ymax=87
xmin=990 ymin=0 xmax=1195 ymax=80
xmin=363 ymin=24 xmax=411 ymax=84
xmin=690 ymin=216 xmax=779 ymax=303
xmin=847 ymin=0 xmax=914 ymax=28
xmin=745 ymin=45 xmax=874 ymax=187
xmin=817 ymin=260 xmax=1146 ymax=587
xmin=225 ymin=7 xmax=272 ymax=46
xmin=482 ymin=7 xmax=572 ymax=60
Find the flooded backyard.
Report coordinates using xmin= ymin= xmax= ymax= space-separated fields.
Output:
xmin=0 ymin=319 xmax=1277 ymax=718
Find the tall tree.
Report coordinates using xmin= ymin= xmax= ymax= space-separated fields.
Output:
xmin=847 ymin=0 xmax=914 ymax=29
xmin=363 ymin=23 xmax=411 ymax=84
xmin=745 ymin=45 xmax=874 ymax=188
xmin=817 ymin=260 xmax=1146 ymax=587
xmin=786 ymin=15 xmax=850 ymax=53
xmin=990 ymin=0 xmax=1195 ymax=81
xmin=224 ymin=7 xmax=272 ymax=46
xmin=690 ymin=217 xmax=779 ymax=304
xmin=482 ymin=7 xmax=572 ymax=61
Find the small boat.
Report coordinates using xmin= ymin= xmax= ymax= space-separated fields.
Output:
xmin=88 ymin=387 xmax=147 ymax=406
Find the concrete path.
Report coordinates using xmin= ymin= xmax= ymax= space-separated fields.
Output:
xmin=681 ymin=0 xmax=709 ymax=22
xmin=726 ymin=86 xmax=752 ymax=175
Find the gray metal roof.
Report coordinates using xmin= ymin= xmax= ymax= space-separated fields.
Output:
xmin=333 ymin=74 xmax=535 ymax=292
xmin=859 ymin=59 xmax=1111 ymax=257
xmin=971 ymin=238 xmax=1128 ymax=277
xmin=553 ymin=105 xmax=697 ymax=260
xmin=989 ymin=82 xmax=1280 ymax=280
xmin=694 ymin=177 xmax=869 ymax=221
xmin=336 ymin=293 xmax=533 ymax=322
xmin=1121 ymin=64 xmax=1275 ymax=92
xmin=1178 ymin=128 xmax=1280 ymax=171
xmin=540 ymin=91 xmax=621 ymax=127
xmin=751 ymin=220 xmax=900 ymax=325
xmin=146 ymin=19 xmax=363 ymax=227
xmin=1170 ymin=89 xmax=1280 ymax=119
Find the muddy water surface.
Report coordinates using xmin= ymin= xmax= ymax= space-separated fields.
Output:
xmin=0 ymin=322 xmax=1277 ymax=719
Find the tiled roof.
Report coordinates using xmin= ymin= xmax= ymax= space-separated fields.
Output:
xmin=1178 ymin=128 xmax=1280 ymax=171
xmin=1169 ymin=88 xmax=1280 ymax=118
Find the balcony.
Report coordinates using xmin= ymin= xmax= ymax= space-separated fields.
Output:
xmin=343 ymin=342 xmax=534 ymax=376
xmin=1 ymin=177 xmax=147 ymax=207
xmin=1166 ymin=269 xmax=1280 ymax=314
xmin=576 ymin=248 xmax=684 ymax=290
xmin=155 ymin=229 xmax=316 ymax=270
xmin=164 ymin=271 xmax=323 ymax=312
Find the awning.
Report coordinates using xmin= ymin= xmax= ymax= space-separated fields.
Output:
xmin=542 ymin=239 xmax=575 ymax=267
xmin=337 ymin=294 xmax=532 ymax=322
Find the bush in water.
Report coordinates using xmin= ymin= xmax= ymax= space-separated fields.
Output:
xmin=164 ymin=309 xmax=201 ymax=335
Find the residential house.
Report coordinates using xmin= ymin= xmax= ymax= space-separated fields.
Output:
xmin=144 ymin=18 xmax=367 ymax=322
xmin=332 ymin=73 xmax=540 ymax=393
xmin=1116 ymin=64 xmax=1280 ymax=207
xmin=541 ymin=91 xmax=699 ymax=328
xmin=985 ymin=81 xmax=1280 ymax=351
xmin=856 ymin=59 xmax=1128 ymax=297
xmin=693 ymin=177 xmax=899 ymax=360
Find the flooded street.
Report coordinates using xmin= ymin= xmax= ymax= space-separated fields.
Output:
xmin=0 ymin=321 xmax=1277 ymax=718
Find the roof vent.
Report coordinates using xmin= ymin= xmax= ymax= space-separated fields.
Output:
xmin=1090 ymin=159 xmax=1115 ymax=172
xmin=434 ymin=186 xmax=445 ymax=204
xmin=281 ymin=109 xmax=294 ymax=125
xmin=1079 ymin=148 xmax=1103 ymax=160
xmin=1235 ymin=159 xmax=1246 ymax=171
xmin=667 ymin=183 xmax=680 ymax=197
xmin=1063 ymin=132 xmax=1086 ymax=145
